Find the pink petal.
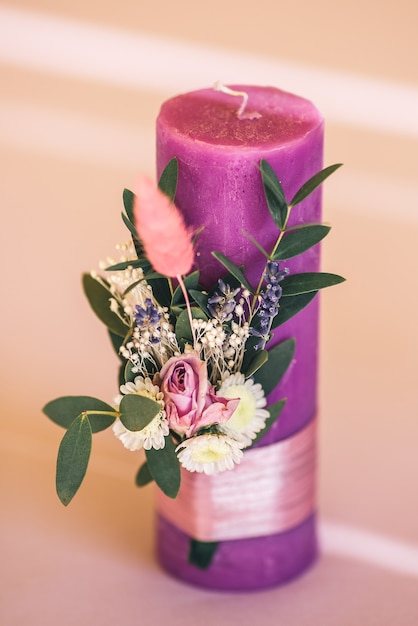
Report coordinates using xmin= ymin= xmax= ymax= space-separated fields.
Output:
xmin=195 ymin=397 xmax=240 ymax=432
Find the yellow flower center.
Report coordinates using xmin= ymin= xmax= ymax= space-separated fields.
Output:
xmin=223 ymin=384 xmax=256 ymax=432
xmin=135 ymin=389 xmax=153 ymax=399
xmin=191 ymin=438 xmax=230 ymax=464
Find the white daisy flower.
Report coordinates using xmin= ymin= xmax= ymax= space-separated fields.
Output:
xmin=176 ymin=433 xmax=243 ymax=475
xmin=113 ymin=376 xmax=169 ymax=451
xmin=217 ymin=373 xmax=269 ymax=448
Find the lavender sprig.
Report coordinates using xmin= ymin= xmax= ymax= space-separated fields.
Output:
xmin=133 ymin=298 xmax=162 ymax=343
xmin=251 ymin=261 xmax=288 ymax=350
xmin=207 ymin=279 xmax=240 ymax=322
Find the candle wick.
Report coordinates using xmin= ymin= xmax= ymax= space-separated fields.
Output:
xmin=214 ymin=81 xmax=251 ymax=118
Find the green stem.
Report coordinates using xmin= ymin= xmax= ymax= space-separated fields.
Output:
xmin=176 ymin=274 xmax=197 ymax=349
xmin=168 ymin=277 xmax=174 ymax=297
xmin=81 ymin=410 xmax=119 ymax=418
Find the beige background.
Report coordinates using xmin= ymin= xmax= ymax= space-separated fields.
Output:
xmin=1 ymin=2 xmax=417 ymax=624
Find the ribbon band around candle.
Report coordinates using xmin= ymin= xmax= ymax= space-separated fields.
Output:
xmin=156 ymin=418 xmax=317 ymax=543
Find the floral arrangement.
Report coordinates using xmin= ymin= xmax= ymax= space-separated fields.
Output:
xmin=43 ymin=158 xmax=343 ymax=565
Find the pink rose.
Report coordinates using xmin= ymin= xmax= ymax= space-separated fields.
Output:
xmin=158 ymin=353 xmax=238 ymax=437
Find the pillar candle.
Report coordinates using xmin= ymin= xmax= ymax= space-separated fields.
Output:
xmin=155 ymin=85 xmax=323 ymax=590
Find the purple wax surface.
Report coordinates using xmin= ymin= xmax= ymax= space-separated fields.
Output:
xmin=155 ymin=85 xmax=324 ymax=589
xmin=157 ymin=514 xmax=318 ymax=591
xmin=157 ymin=86 xmax=324 ymax=293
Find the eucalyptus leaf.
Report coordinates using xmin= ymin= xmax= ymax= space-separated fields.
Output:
xmin=123 ymin=188 xmax=135 ymax=222
xmin=241 ymin=334 xmax=263 ymax=370
xmin=132 ymin=234 xmax=145 ymax=259
xmin=121 ymin=201 xmax=145 ymax=257
xmin=274 ymin=224 xmax=331 ymax=260
xmin=188 ymin=289 xmax=210 ymax=317
xmin=135 ymin=461 xmax=154 ymax=487
xmin=123 ymin=278 xmax=148 ymax=297
xmin=241 ymin=230 xmax=270 ymax=258
xmin=108 ymin=330 xmax=125 ymax=361
xmin=260 ymin=159 xmax=288 ymax=229
xmin=211 ymin=252 xmax=253 ymax=293
xmin=217 ymin=269 xmax=245 ymax=291
xmin=124 ymin=360 xmax=136 ymax=384
xmin=249 ymin=399 xmax=286 ymax=446
xmin=105 ymin=258 xmax=151 ymax=272
xmin=188 ymin=539 xmax=219 ymax=569
xmin=121 ymin=211 xmax=138 ymax=238
xmin=281 ymin=272 xmax=345 ymax=296
xmin=119 ymin=394 xmax=161 ymax=431
xmin=145 ymin=436 xmax=181 ymax=498
xmin=175 ymin=307 xmax=207 ymax=346
xmin=170 ymin=305 xmax=184 ymax=317
xmin=289 ymin=163 xmax=343 ymax=207
xmin=271 ymin=292 xmax=318 ymax=329
xmin=192 ymin=225 xmax=205 ymax=247
xmin=82 ymin=273 xmax=129 ymax=337
xmin=143 ymin=271 xmax=167 ymax=280
xmin=117 ymin=363 xmax=125 ymax=389
xmin=56 ymin=414 xmax=92 ymax=506
xmin=243 ymin=349 xmax=268 ymax=378
xmin=146 ymin=275 xmax=172 ymax=308
xmin=158 ymin=158 xmax=178 ymax=202
xmin=253 ymin=338 xmax=296 ymax=396
xmin=123 ymin=355 xmax=155 ymax=384
xmin=43 ymin=396 xmax=116 ymax=432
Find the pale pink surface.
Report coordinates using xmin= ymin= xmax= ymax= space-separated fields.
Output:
xmin=157 ymin=419 xmax=316 ymax=541
xmin=2 ymin=1 xmax=418 ymax=622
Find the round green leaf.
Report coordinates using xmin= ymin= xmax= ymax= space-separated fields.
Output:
xmin=189 ymin=289 xmax=210 ymax=317
xmin=249 ymin=399 xmax=286 ymax=447
xmin=175 ymin=307 xmax=207 ymax=345
xmin=260 ymin=159 xmax=288 ymax=229
xmin=56 ymin=414 xmax=92 ymax=506
xmin=271 ymin=292 xmax=318 ymax=329
xmin=158 ymin=157 xmax=178 ymax=202
xmin=253 ymin=338 xmax=296 ymax=396
xmin=274 ymin=224 xmax=331 ymax=260
xmin=145 ymin=435 xmax=181 ymax=498
xmin=281 ymin=272 xmax=345 ymax=296
xmin=135 ymin=462 xmax=153 ymax=487
xmin=243 ymin=349 xmax=268 ymax=378
xmin=172 ymin=271 xmax=200 ymax=306
xmin=119 ymin=394 xmax=161 ymax=431
xmin=43 ymin=396 xmax=116 ymax=432
xmin=188 ymin=539 xmax=219 ymax=569
xmin=211 ymin=252 xmax=253 ymax=293
xmin=289 ymin=163 xmax=343 ymax=207
xmin=105 ymin=258 xmax=151 ymax=272
xmin=82 ymin=273 xmax=129 ymax=337
xmin=122 ymin=188 xmax=135 ymax=222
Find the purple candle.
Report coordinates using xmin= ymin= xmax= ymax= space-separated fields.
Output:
xmin=155 ymin=85 xmax=323 ymax=590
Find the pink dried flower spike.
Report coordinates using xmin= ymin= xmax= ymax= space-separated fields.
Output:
xmin=133 ymin=175 xmax=194 ymax=278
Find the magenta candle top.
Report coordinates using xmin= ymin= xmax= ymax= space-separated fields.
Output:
xmin=157 ymin=85 xmax=324 ymax=291
xmin=158 ymin=86 xmax=320 ymax=147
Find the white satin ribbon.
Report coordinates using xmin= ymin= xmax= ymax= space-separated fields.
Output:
xmin=156 ymin=419 xmax=317 ymax=542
